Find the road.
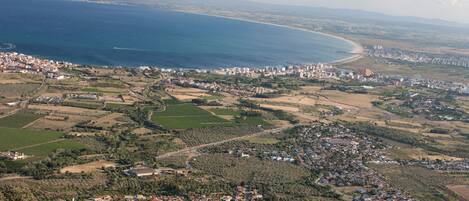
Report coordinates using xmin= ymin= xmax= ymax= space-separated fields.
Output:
xmin=0 ymin=176 xmax=32 ymax=181
xmin=155 ymin=126 xmax=290 ymax=159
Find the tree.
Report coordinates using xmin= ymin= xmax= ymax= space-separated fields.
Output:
xmin=0 ymin=161 xmax=7 ymax=176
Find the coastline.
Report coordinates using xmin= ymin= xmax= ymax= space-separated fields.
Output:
xmin=166 ymin=9 xmax=364 ymax=65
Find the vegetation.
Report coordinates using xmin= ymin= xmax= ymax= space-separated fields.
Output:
xmin=177 ymin=126 xmax=262 ymax=146
xmin=191 ymin=154 xmax=338 ymax=200
xmin=152 ymin=103 xmax=230 ymax=129
xmin=16 ymin=140 xmax=85 ymax=159
xmin=63 ymin=100 xmax=103 ymax=110
xmin=0 ymin=83 xmax=41 ymax=97
xmin=0 ymin=111 xmax=43 ymax=128
xmin=0 ymin=128 xmax=63 ymax=151
xmin=370 ymin=164 xmax=462 ymax=201
xmin=209 ymin=108 xmax=242 ymax=116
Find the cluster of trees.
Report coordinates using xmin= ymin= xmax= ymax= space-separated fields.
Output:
xmin=238 ymin=99 xmax=298 ymax=124
xmin=20 ymin=149 xmax=88 ymax=179
xmin=177 ymin=126 xmax=262 ymax=146
xmin=191 ymin=98 xmax=222 ymax=106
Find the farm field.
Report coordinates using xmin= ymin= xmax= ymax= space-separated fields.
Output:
xmin=0 ymin=83 xmax=41 ymax=97
xmin=0 ymin=127 xmax=63 ymax=151
xmin=369 ymin=164 xmax=468 ymax=201
xmin=191 ymin=154 xmax=310 ymax=184
xmin=16 ymin=139 xmax=85 ymax=159
xmin=0 ymin=111 xmax=43 ymax=128
xmin=152 ymin=103 xmax=230 ymax=129
xmin=209 ymin=108 xmax=242 ymax=116
xmin=81 ymin=87 xmax=125 ymax=93
xmin=60 ymin=160 xmax=116 ymax=173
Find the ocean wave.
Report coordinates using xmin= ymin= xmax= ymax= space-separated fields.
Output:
xmin=0 ymin=43 xmax=16 ymax=51
xmin=113 ymin=47 xmax=147 ymax=51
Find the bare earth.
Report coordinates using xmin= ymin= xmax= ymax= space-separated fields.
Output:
xmin=60 ymin=161 xmax=116 ymax=173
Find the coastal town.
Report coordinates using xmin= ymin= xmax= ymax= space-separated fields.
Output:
xmin=367 ymin=45 xmax=469 ymax=68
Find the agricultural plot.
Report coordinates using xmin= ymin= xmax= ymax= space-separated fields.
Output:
xmin=63 ymin=100 xmax=103 ymax=110
xmin=236 ymin=116 xmax=271 ymax=127
xmin=81 ymin=87 xmax=125 ymax=93
xmin=16 ymin=139 xmax=85 ymax=159
xmin=152 ymin=103 xmax=230 ymax=129
xmin=0 ymin=111 xmax=43 ymax=128
xmin=209 ymin=108 xmax=242 ymax=116
xmin=370 ymin=164 xmax=467 ymax=201
xmin=191 ymin=154 xmax=310 ymax=184
xmin=0 ymin=127 xmax=63 ymax=151
xmin=0 ymin=83 xmax=41 ymax=97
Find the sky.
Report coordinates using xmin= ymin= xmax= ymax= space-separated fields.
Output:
xmin=251 ymin=0 xmax=469 ymax=24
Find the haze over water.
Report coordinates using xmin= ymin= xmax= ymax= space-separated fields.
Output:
xmin=0 ymin=0 xmax=355 ymax=68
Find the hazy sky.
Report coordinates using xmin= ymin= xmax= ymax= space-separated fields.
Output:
xmin=252 ymin=0 xmax=469 ymax=24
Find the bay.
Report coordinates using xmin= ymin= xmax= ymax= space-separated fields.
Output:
xmin=0 ymin=0 xmax=356 ymax=68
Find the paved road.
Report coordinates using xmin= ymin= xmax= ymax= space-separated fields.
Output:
xmin=155 ymin=126 xmax=290 ymax=159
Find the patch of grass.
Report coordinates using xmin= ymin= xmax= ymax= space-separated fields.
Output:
xmin=209 ymin=108 xmax=242 ymax=116
xmin=0 ymin=128 xmax=63 ymax=151
xmin=236 ymin=116 xmax=271 ymax=127
xmin=0 ymin=111 xmax=43 ymax=128
xmin=158 ymin=103 xmax=212 ymax=116
xmin=17 ymin=140 xmax=85 ymax=159
xmin=152 ymin=103 xmax=230 ymax=129
xmin=104 ymin=103 xmax=135 ymax=112
xmin=63 ymin=100 xmax=103 ymax=109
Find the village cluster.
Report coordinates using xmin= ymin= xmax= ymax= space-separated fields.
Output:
xmin=368 ymin=45 xmax=469 ymax=68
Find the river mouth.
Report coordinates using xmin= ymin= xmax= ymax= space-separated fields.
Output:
xmin=0 ymin=0 xmax=356 ymax=68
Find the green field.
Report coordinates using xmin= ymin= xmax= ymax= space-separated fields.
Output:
xmin=0 ymin=128 xmax=63 ymax=151
xmin=158 ymin=103 xmax=213 ymax=116
xmin=0 ymin=111 xmax=43 ymax=128
xmin=63 ymin=100 xmax=103 ymax=109
xmin=16 ymin=140 xmax=85 ymax=158
xmin=152 ymin=103 xmax=230 ymax=129
xmin=104 ymin=102 xmax=135 ymax=112
xmin=0 ymin=127 xmax=85 ymax=159
xmin=209 ymin=108 xmax=242 ymax=116
xmin=236 ymin=116 xmax=271 ymax=127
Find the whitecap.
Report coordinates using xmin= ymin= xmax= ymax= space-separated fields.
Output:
xmin=0 ymin=43 xmax=15 ymax=51
xmin=113 ymin=47 xmax=147 ymax=51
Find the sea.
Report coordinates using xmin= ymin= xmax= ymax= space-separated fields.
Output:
xmin=0 ymin=0 xmax=356 ymax=68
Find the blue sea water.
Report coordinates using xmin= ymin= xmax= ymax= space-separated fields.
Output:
xmin=0 ymin=0 xmax=355 ymax=68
